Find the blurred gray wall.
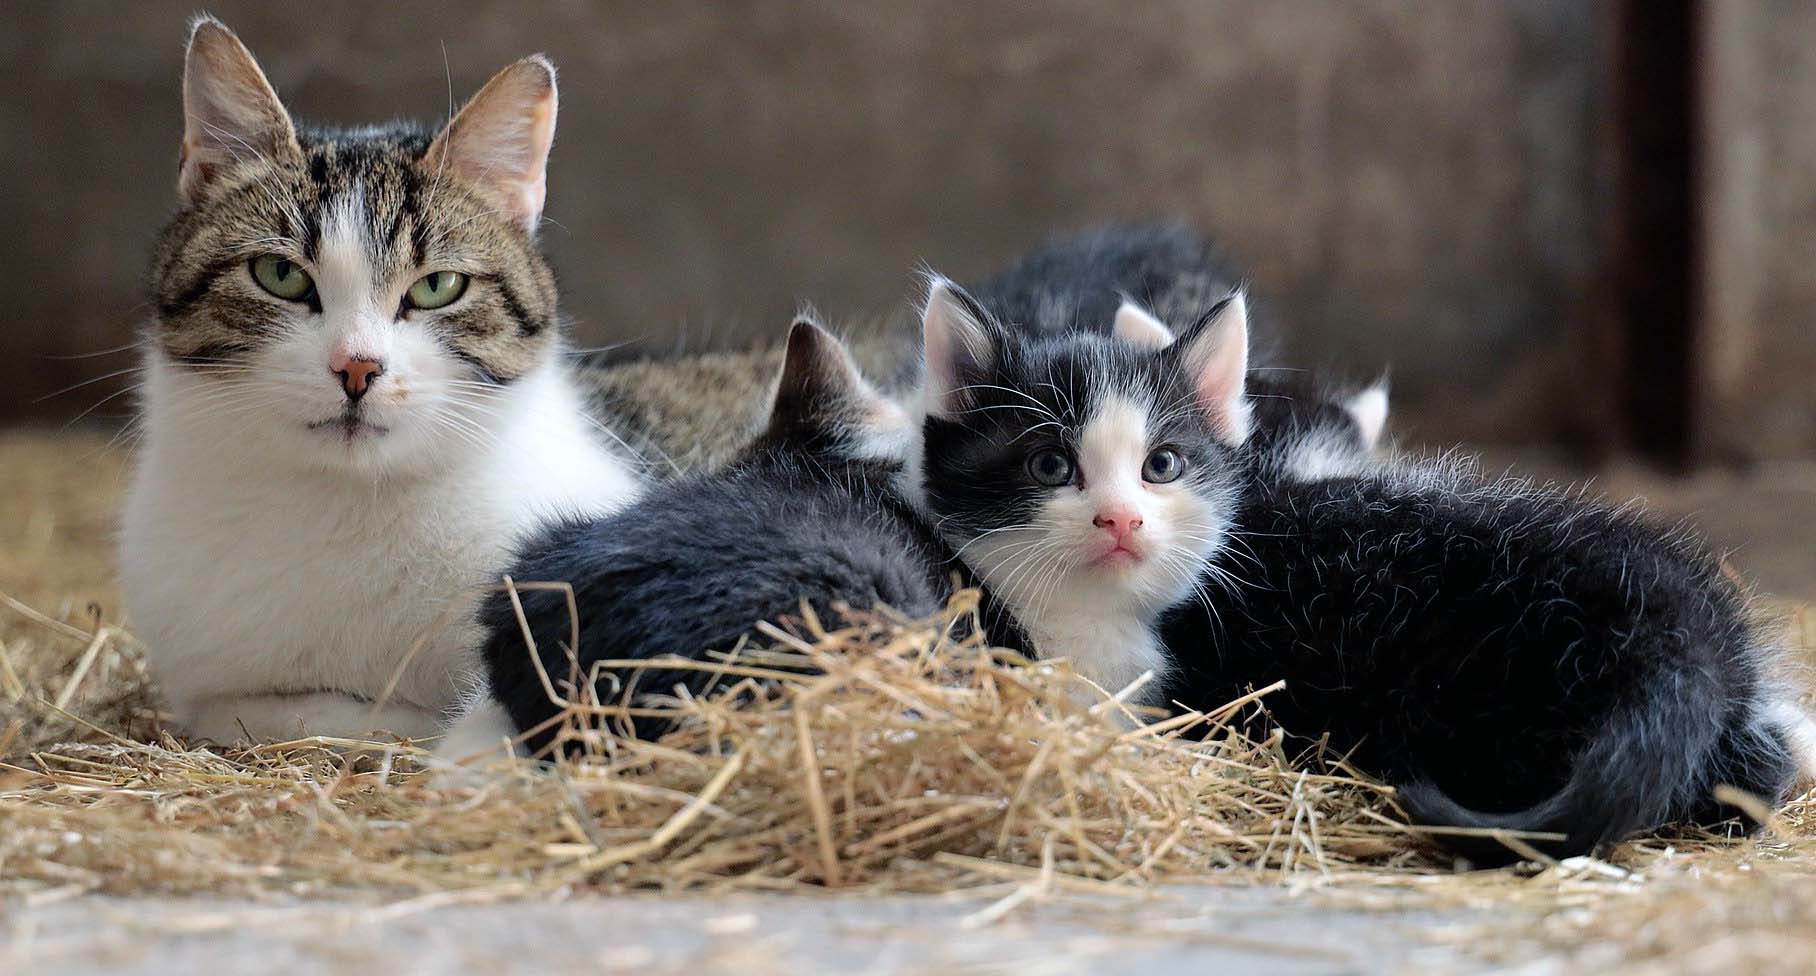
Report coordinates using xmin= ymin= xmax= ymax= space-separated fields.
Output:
xmin=1703 ymin=0 xmax=1816 ymax=461
xmin=3 ymin=2 xmax=1606 ymax=445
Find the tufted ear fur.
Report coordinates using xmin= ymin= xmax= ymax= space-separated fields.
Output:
xmin=179 ymin=17 xmax=301 ymax=203
xmin=424 ymin=56 xmax=559 ymax=235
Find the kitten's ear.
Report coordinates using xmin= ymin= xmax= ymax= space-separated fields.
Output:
xmin=179 ymin=17 xmax=301 ymax=203
xmin=921 ymin=277 xmax=999 ymax=418
xmin=1112 ymin=300 xmax=1175 ymax=350
xmin=1343 ymin=381 xmax=1390 ymax=450
xmin=425 ymin=56 xmax=559 ymax=235
xmin=1170 ymin=290 xmax=1253 ymax=445
xmin=766 ymin=312 xmax=910 ymax=452
xmin=774 ymin=312 xmax=868 ymax=414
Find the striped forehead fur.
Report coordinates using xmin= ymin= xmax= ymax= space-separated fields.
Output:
xmin=152 ymin=123 xmax=557 ymax=381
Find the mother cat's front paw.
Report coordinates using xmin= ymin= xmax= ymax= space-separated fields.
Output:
xmin=173 ymin=692 xmax=441 ymax=745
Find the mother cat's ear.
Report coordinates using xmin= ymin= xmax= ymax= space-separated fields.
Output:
xmin=179 ymin=17 xmax=301 ymax=203
xmin=1169 ymin=290 xmax=1253 ymax=446
xmin=921 ymin=277 xmax=1001 ymax=418
xmin=425 ymin=56 xmax=559 ymax=235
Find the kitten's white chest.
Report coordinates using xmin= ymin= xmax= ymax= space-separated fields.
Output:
xmin=1021 ymin=597 xmax=1170 ymax=708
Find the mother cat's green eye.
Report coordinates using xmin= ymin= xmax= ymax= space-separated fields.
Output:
xmin=406 ymin=270 xmax=469 ymax=311
xmin=250 ymin=254 xmax=314 ymax=301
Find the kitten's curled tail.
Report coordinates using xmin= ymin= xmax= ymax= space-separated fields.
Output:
xmin=1397 ymin=664 xmax=1803 ymax=866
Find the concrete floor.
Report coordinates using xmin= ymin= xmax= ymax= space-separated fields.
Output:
xmin=3 ymin=889 xmax=1484 ymax=975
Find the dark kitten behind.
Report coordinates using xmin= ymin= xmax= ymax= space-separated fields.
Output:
xmin=1164 ymin=455 xmax=1809 ymax=863
xmin=965 ymin=222 xmax=1257 ymax=344
xmin=466 ymin=319 xmax=1019 ymax=754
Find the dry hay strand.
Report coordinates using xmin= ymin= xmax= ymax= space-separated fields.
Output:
xmin=0 ymin=588 xmax=1447 ymax=902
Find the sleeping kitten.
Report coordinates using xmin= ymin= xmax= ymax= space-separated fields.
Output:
xmin=1162 ymin=450 xmax=1813 ymax=862
xmin=910 ymin=279 xmax=1253 ymax=702
xmin=441 ymin=317 xmax=1023 ymax=759
xmin=121 ymin=19 xmax=641 ymax=743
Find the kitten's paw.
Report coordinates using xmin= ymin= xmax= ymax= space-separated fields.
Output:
xmin=432 ymin=699 xmax=523 ymax=766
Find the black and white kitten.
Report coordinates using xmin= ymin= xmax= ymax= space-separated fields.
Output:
xmin=910 ymin=279 xmax=1254 ymax=703
xmin=441 ymin=318 xmax=1021 ymax=758
xmin=910 ymin=281 xmax=1811 ymax=859
xmin=1162 ymin=445 xmax=1813 ymax=862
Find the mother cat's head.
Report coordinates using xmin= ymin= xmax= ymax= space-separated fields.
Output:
xmin=146 ymin=17 xmax=566 ymax=474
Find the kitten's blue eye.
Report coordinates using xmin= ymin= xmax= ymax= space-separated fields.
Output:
xmin=1143 ymin=447 xmax=1186 ymax=484
xmin=406 ymin=270 xmax=469 ymax=310
xmin=1026 ymin=448 xmax=1075 ymax=487
xmin=249 ymin=254 xmax=314 ymax=302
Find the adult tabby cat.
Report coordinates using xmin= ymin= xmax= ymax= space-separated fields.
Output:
xmin=121 ymin=18 xmax=641 ymax=743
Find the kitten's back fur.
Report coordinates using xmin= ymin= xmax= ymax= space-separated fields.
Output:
xmin=1165 ymin=455 xmax=1807 ymax=861
xmin=966 ymin=222 xmax=1254 ymax=342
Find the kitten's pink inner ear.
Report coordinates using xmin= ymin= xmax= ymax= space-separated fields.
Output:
xmin=921 ymin=279 xmax=994 ymax=417
xmin=179 ymin=18 xmax=300 ymax=202
xmin=1181 ymin=293 xmax=1253 ymax=446
xmin=1112 ymin=301 xmax=1175 ymax=350
xmin=426 ymin=57 xmax=559 ymax=235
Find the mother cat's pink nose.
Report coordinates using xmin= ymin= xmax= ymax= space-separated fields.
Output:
xmin=330 ymin=351 xmax=386 ymax=401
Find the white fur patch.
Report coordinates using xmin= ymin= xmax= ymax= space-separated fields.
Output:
xmin=434 ymin=698 xmax=523 ymax=763
xmin=1763 ymin=698 xmax=1816 ymax=783
xmin=1345 ymin=386 xmax=1390 ymax=449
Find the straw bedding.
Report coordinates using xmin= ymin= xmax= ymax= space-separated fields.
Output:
xmin=3 ymin=429 xmax=1815 ymax=969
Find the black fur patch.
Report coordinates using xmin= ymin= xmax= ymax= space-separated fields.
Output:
xmin=1161 ymin=460 xmax=1799 ymax=862
xmin=478 ymin=442 xmax=1024 ymax=754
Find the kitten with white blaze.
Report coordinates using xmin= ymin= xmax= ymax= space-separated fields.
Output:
xmin=915 ymin=279 xmax=1253 ymax=702
xmin=121 ymin=19 xmax=641 ymax=743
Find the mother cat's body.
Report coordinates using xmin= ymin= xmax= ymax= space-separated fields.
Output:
xmin=123 ymin=19 xmax=640 ymax=742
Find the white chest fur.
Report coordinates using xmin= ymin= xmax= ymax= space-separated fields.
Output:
xmin=121 ymin=360 xmax=640 ymax=742
xmin=1012 ymin=588 xmax=1171 ymax=710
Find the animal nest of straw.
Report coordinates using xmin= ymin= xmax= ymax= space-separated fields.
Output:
xmin=4 ymin=431 xmax=1816 ymax=970
xmin=0 ymin=587 xmax=1441 ymax=898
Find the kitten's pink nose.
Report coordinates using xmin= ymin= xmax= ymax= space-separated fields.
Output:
xmin=329 ymin=352 xmax=385 ymax=402
xmin=1093 ymin=509 xmax=1143 ymax=541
